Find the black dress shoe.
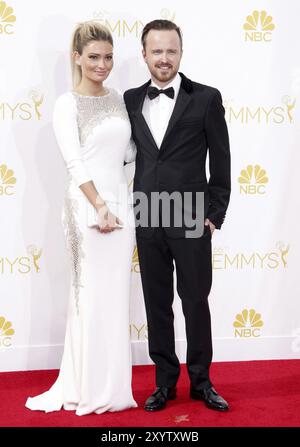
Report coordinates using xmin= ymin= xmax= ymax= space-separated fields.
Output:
xmin=190 ymin=386 xmax=229 ymax=411
xmin=144 ymin=386 xmax=177 ymax=411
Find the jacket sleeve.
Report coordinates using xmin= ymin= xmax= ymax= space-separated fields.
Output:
xmin=123 ymin=90 xmax=137 ymax=165
xmin=205 ymin=89 xmax=231 ymax=229
xmin=53 ymin=93 xmax=92 ymax=187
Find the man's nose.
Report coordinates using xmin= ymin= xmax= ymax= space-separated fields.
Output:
xmin=160 ymin=53 xmax=168 ymax=63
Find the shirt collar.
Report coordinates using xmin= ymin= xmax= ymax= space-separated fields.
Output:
xmin=150 ymin=72 xmax=181 ymax=100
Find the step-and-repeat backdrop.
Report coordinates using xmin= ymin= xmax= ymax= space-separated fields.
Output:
xmin=1 ymin=0 xmax=300 ymax=371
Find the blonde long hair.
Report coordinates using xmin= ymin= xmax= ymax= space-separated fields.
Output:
xmin=70 ymin=21 xmax=113 ymax=88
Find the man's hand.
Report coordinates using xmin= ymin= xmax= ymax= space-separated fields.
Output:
xmin=204 ymin=218 xmax=216 ymax=236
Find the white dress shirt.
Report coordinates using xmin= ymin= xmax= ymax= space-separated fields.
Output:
xmin=142 ymin=73 xmax=181 ymax=149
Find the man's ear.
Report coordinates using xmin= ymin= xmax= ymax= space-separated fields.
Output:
xmin=142 ymin=48 xmax=146 ymax=62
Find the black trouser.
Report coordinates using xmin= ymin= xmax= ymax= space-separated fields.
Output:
xmin=136 ymin=225 xmax=213 ymax=391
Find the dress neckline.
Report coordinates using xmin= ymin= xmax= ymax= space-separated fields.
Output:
xmin=71 ymin=88 xmax=111 ymax=98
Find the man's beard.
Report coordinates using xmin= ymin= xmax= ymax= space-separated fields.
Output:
xmin=150 ymin=65 xmax=178 ymax=84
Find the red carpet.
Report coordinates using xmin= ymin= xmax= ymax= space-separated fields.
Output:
xmin=0 ymin=360 xmax=300 ymax=427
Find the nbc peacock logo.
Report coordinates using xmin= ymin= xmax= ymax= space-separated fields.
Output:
xmin=238 ymin=164 xmax=268 ymax=195
xmin=0 ymin=1 xmax=16 ymax=35
xmin=131 ymin=245 xmax=140 ymax=273
xmin=0 ymin=316 xmax=14 ymax=347
xmin=234 ymin=309 xmax=263 ymax=338
xmin=243 ymin=10 xmax=275 ymax=42
xmin=0 ymin=164 xmax=16 ymax=196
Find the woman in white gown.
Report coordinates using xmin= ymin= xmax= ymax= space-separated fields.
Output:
xmin=25 ymin=21 xmax=138 ymax=415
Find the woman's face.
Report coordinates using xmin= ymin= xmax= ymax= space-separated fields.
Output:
xmin=75 ymin=39 xmax=113 ymax=83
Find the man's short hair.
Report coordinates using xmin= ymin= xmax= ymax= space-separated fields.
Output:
xmin=141 ymin=19 xmax=183 ymax=49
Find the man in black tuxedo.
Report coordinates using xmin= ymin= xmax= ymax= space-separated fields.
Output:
xmin=124 ymin=19 xmax=231 ymax=411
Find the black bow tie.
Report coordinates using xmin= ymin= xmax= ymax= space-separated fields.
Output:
xmin=147 ymin=86 xmax=175 ymax=100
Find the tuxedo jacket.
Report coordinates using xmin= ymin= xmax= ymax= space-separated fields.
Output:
xmin=124 ymin=72 xmax=231 ymax=239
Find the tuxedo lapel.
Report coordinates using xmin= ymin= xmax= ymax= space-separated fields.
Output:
xmin=132 ymin=80 xmax=160 ymax=153
xmin=131 ymin=72 xmax=193 ymax=155
xmin=159 ymin=86 xmax=191 ymax=153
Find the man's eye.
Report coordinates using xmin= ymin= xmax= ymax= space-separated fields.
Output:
xmin=106 ymin=56 xmax=113 ymax=60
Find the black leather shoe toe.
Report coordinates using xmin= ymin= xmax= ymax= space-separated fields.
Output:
xmin=144 ymin=386 xmax=177 ymax=412
xmin=190 ymin=386 xmax=229 ymax=411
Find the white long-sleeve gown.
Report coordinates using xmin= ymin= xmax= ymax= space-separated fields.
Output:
xmin=25 ymin=88 xmax=138 ymax=415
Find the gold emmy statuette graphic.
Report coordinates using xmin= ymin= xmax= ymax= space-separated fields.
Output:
xmin=282 ymin=96 xmax=296 ymax=123
xmin=27 ymin=245 xmax=42 ymax=273
xmin=234 ymin=309 xmax=263 ymax=337
xmin=276 ymin=241 xmax=290 ymax=268
xmin=29 ymin=90 xmax=44 ymax=120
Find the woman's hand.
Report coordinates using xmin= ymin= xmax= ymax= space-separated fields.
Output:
xmin=97 ymin=205 xmax=123 ymax=234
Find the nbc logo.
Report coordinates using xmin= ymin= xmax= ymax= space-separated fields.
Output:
xmin=234 ymin=309 xmax=263 ymax=338
xmin=0 ymin=316 xmax=14 ymax=347
xmin=0 ymin=164 xmax=16 ymax=196
xmin=243 ymin=10 xmax=275 ymax=42
xmin=131 ymin=245 xmax=140 ymax=273
xmin=238 ymin=165 xmax=268 ymax=195
xmin=0 ymin=1 xmax=16 ymax=35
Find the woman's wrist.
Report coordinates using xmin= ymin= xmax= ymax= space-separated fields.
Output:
xmin=95 ymin=201 xmax=108 ymax=212
xmin=94 ymin=194 xmax=107 ymax=210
